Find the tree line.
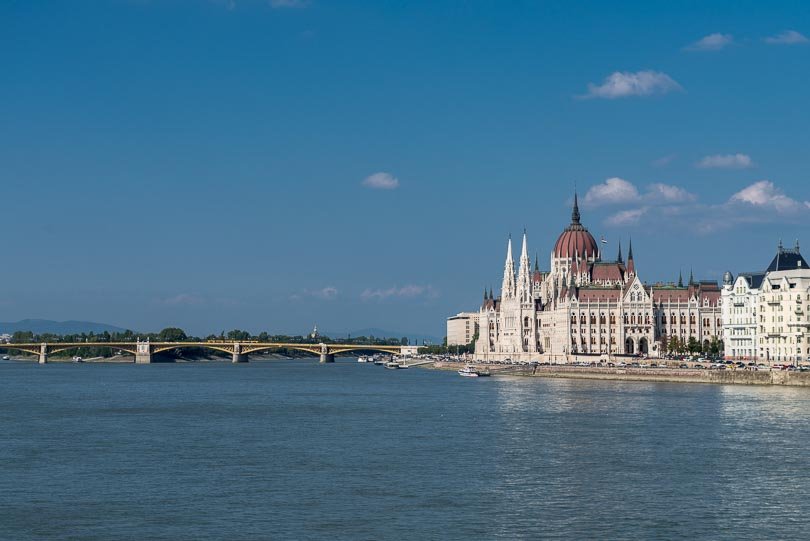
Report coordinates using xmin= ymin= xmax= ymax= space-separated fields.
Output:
xmin=2 ymin=328 xmax=411 ymax=359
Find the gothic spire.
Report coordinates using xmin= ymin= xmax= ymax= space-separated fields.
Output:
xmin=534 ymin=253 xmax=539 ymax=272
xmin=689 ymin=268 xmax=694 ymax=286
xmin=627 ymin=237 xmax=634 ymax=261
xmin=489 ymin=286 xmax=493 ymax=300
xmin=678 ymin=269 xmax=683 ymax=288
xmin=617 ymin=240 xmax=623 ymax=264
xmin=502 ymin=235 xmax=516 ymax=299
xmin=571 ymin=190 xmax=581 ymax=225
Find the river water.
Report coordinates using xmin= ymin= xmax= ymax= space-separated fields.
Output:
xmin=1 ymin=358 xmax=809 ymax=540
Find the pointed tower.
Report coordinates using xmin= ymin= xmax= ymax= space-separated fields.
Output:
xmin=677 ymin=269 xmax=683 ymax=288
xmin=617 ymin=240 xmax=623 ymax=264
xmin=626 ymin=237 xmax=636 ymax=280
xmin=489 ymin=287 xmax=493 ymax=300
xmin=517 ymin=230 xmax=533 ymax=304
xmin=501 ymin=235 xmax=516 ymax=299
xmin=688 ymin=268 xmax=695 ymax=286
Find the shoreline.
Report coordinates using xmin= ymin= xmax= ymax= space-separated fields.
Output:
xmin=432 ymin=362 xmax=810 ymax=387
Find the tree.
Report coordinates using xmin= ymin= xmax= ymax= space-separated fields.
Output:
xmin=687 ymin=336 xmax=700 ymax=354
xmin=11 ymin=331 xmax=34 ymax=343
xmin=158 ymin=327 xmax=188 ymax=341
xmin=226 ymin=329 xmax=251 ymax=341
xmin=400 ymin=337 xmax=409 ymax=346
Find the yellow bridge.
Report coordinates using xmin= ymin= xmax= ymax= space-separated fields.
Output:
xmin=0 ymin=341 xmax=411 ymax=364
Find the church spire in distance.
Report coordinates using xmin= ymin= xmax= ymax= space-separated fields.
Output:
xmin=571 ymin=190 xmax=581 ymax=225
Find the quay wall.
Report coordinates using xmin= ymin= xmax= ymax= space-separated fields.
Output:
xmin=434 ymin=363 xmax=810 ymax=387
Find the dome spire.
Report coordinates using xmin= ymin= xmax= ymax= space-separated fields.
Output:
xmin=571 ymin=190 xmax=581 ymax=225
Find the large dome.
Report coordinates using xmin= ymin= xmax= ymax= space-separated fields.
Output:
xmin=553 ymin=194 xmax=598 ymax=259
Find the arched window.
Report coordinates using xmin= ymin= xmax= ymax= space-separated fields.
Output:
xmin=600 ymin=313 xmax=606 ymax=324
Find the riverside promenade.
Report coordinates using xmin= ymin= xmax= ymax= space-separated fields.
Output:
xmin=433 ymin=362 xmax=810 ymax=387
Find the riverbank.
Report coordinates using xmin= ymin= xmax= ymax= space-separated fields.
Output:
xmin=432 ymin=362 xmax=810 ymax=387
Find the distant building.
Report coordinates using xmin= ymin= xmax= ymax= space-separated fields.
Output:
xmin=447 ymin=312 xmax=480 ymax=346
xmin=721 ymin=271 xmax=764 ymax=360
xmin=722 ymin=241 xmax=809 ymax=364
xmin=472 ymin=194 xmax=723 ymax=362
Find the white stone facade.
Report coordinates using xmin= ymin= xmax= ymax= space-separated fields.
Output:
xmin=721 ymin=241 xmax=810 ymax=364
xmin=473 ymin=196 xmax=723 ymax=363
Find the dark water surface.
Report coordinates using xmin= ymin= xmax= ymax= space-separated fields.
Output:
xmin=2 ymin=359 xmax=810 ymax=540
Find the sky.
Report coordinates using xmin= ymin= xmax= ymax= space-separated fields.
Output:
xmin=1 ymin=1 xmax=809 ymax=338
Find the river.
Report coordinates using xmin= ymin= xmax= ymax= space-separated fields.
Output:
xmin=1 ymin=358 xmax=809 ymax=540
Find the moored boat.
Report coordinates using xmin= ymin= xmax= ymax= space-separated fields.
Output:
xmin=385 ymin=361 xmax=403 ymax=369
xmin=358 ymin=355 xmax=371 ymax=363
xmin=458 ymin=365 xmax=490 ymax=377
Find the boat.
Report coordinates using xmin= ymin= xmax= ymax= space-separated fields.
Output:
xmin=385 ymin=361 xmax=403 ymax=369
xmin=458 ymin=365 xmax=490 ymax=377
xmin=72 ymin=356 xmax=84 ymax=363
xmin=1 ymin=355 xmax=9 ymax=360
xmin=358 ymin=356 xmax=371 ymax=363
xmin=373 ymin=355 xmax=389 ymax=366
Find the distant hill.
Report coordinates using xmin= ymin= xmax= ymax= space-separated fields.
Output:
xmin=323 ymin=328 xmax=443 ymax=346
xmin=0 ymin=319 xmax=128 ymax=335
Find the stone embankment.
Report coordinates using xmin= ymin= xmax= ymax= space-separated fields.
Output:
xmin=433 ymin=362 xmax=810 ymax=387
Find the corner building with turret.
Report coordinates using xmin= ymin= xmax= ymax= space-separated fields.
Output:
xmin=475 ymin=195 xmax=722 ymax=362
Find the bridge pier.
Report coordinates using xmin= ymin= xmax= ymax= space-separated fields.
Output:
xmin=232 ymin=353 xmax=248 ymax=363
xmin=135 ymin=340 xmax=152 ymax=364
xmin=319 ymin=353 xmax=335 ymax=363
xmin=39 ymin=343 xmax=48 ymax=364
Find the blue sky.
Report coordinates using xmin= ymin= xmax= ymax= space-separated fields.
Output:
xmin=1 ymin=1 xmax=809 ymax=337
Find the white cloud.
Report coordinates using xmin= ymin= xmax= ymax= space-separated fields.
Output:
xmin=598 ymin=180 xmax=809 ymax=234
xmin=361 ymin=285 xmax=438 ymax=301
xmin=269 ymin=0 xmax=309 ymax=7
xmin=647 ymin=183 xmax=697 ymax=203
xmin=290 ymin=287 xmax=338 ymax=301
xmin=583 ymin=178 xmax=640 ymax=207
xmin=584 ymin=178 xmax=696 ymax=208
xmin=606 ymin=208 xmax=647 ymax=226
xmin=696 ymin=153 xmax=753 ymax=169
xmin=581 ymin=70 xmax=682 ymax=99
xmin=729 ymin=180 xmax=809 ymax=213
xmin=157 ymin=293 xmax=205 ymax=306
xmin=362 ymin=172 xmax=399 ymax=190
xmin=652 ymin=154 xmax=676 ymax=167
xmin=764 ymin=30 xmax=809 ymax=45
xmin=685 ymin=33 xmax=734 ymax=51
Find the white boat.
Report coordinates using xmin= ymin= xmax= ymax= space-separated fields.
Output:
xmin=385 ymin=361 xmax=403 ymax=369
xmin=72 ymin=356 xmax=84 ymax=363
xmin=458 ymin=365 xmax=490 ymax=377
xmin=358 ymin=356 xmax=371 ymax=363
xmin=1 ymin=355 xmax=9 ymax=360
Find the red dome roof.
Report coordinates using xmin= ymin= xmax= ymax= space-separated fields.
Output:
xmin=554 ymin=228 xmax=598 ymax=258
xmin=553 ymin=193 xmax=598 ymax=259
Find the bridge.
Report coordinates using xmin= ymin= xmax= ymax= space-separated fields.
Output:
xmin=0 ymin=340 xmax=413 ymax=364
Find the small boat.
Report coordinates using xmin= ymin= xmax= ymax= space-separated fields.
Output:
xmin=358 ymin=356 xmax=371 ymax=363
xmin=72 ymin=356 xmax=84 ymax=363
xmin=373 ymin=356 xmax=388 ymax=366
xmin=1 ymin=355 xmax=9 ymax=360
xmin=385 ymin=361 xmax=403 ymax=369
xmin=458 ymin=365 xmax=490 ymax=377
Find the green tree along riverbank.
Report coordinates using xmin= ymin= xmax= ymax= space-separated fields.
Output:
xmin=2 ymin=328 xmax=409 ymax=360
